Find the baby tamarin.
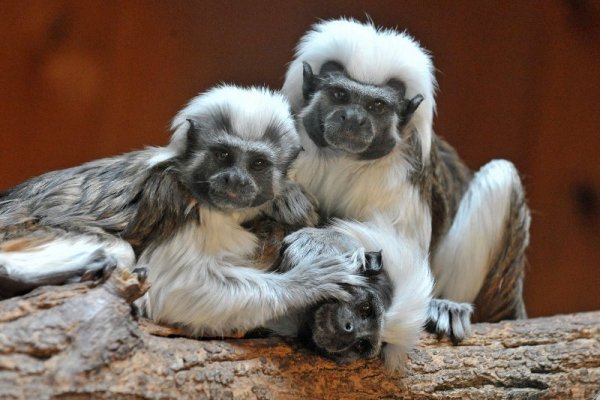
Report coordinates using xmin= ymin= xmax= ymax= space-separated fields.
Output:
xmin=246 ymin=215 xmax=431 ymax=369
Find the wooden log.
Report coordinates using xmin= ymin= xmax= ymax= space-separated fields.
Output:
xmin=0 ymin=269 xmax=598 ymax=400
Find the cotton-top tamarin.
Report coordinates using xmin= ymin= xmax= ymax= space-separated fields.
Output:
xmin=281 ymin=19 xmax=530 ymax=352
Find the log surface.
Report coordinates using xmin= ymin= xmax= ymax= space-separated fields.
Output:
xmin=0 ymin=270 xmax=598 ymax=400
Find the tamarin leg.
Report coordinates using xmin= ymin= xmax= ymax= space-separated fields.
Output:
xmin=472 ymin=182 xmax=530 ymax=322
xmin=431 ymin=159 xmax=530 ymax=322
xmin=0 ymin=229 xmax=134 ymax=299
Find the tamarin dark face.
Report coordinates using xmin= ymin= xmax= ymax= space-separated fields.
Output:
xmin=301 ymin=61 xmax=424 ymax=160
xmin=297 ymin=252 xmax=394 ymax=364
xmin=179 ymin=117 xmax=300 ymax=211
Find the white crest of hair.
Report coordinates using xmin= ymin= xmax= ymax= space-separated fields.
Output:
xmin=291 ymin=132 xmax=432 ymax=250
xmin=329 ymin=215 xmax=433 ymax=371
xmin=282 ymin=17 xmax=436 ymax=162
xmin=169 ymin=84 xmax=298 ymax=153
xmin=432 ymin=160 xmax=521 ymax=303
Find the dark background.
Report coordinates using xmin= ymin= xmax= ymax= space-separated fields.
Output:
xmin=1 ymin=1 xmax=598 ymax=317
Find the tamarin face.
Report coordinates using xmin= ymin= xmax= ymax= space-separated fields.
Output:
xmin=174 ymin=87 xmax=302 ymax=211
xmin=181 ymin=121 xmax=279 ymax=210
xmin=301 ymin=61 xmax=424 ymax=160
xmin=297 ymin=252 xmax=394 ymax=364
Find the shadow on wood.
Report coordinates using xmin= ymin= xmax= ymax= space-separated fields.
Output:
xmin=0 ymin=269 xmax=598 ymax=399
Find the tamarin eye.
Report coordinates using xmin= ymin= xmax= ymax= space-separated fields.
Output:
xmin=250 ymin=158 xmax=270 ymax=171
xmin=368 ymin=99 xmax=387 ymax=115
xmin=331 ymin=88 xmax=349 ymax=103
xmin=354 ymin=339 xmax=372 ymax=354
xmin=214 ymin=150 xmax=230 ymax=161
xmin=359 ymin=301 xmax=373 ymax=318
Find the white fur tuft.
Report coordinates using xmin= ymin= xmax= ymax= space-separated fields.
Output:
xmin=282 ymin=18 xmax=436 ymax=162
xmin=169 ymin=84 xmax=298 ymax=154
xmin=329 ymin=215 xmax=433 ymax=371
xmin=145 ymin=146 xmax=179 ymax=168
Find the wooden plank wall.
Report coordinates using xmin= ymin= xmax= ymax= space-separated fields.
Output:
xmin=1 ymin=0 xmax=598 ymax=317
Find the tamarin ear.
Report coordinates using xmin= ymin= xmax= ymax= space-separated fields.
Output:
xmin=302 ymin=62 xmax=318 ymax=101
xmin=402 ymin=94 xmax=424 ymax=120
xmin=362 ymin=250 xmax=384 ymax=276
xmin=185 ymin=118 xmax=204 ymax=149
xmin=302 ymin=60 xmax=345 ymax=101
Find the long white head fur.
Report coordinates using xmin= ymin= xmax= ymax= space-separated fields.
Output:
xmin=169 ymin=85 xmax=299 ymax=156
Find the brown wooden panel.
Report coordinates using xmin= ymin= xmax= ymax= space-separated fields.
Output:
xmin=0 ymin=1 xmax=544 ymax=183
xmin=0 ymin=0 xmax=119 ymax=184
xmin=524 ymin=1 xmax=600 ymax=316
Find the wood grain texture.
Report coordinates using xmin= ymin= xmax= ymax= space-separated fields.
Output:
xmin=0 ymin=270 xmax=598 ymax=400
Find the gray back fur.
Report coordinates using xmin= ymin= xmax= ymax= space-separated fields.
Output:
xmin=0 ymin=149 xmax=197 ymax=256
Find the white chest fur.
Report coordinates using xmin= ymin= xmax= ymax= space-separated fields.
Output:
xmin=138 ymin=207 xmax=260 ymax=327
xmin=140 ymin=208 xmax=259 ymax=271
xmin=292 ymin=136 xmax=432 ymax=250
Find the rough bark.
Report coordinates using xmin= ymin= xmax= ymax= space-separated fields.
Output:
xmin=0 ymin=269 xmax=598 ymax=400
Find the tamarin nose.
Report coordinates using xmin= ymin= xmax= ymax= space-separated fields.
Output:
xmin=342 ymin=320 xmax=354 ymax=333
xmin=220 ymin=171 xmax=251 ymax=189
xmin=338 ymin=109 xmax=368 ymax=128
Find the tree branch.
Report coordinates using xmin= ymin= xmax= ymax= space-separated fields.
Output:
xmin=0 ymin=269 xmax=598 ymax=399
